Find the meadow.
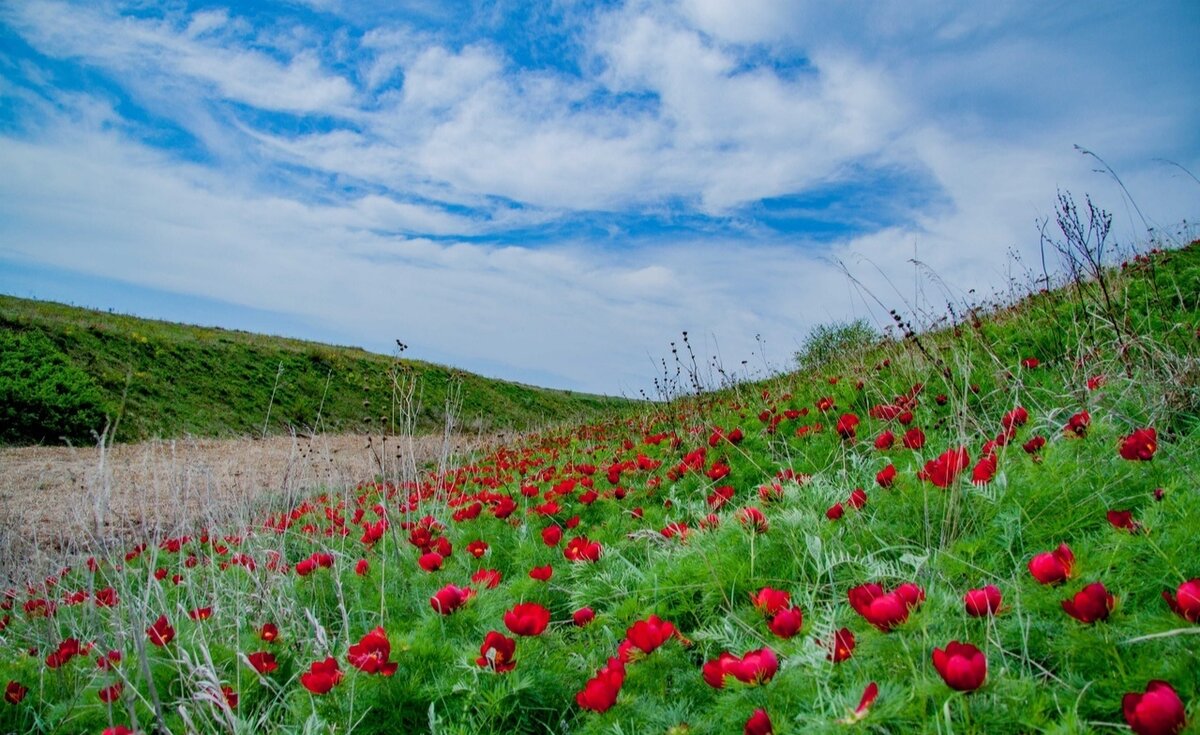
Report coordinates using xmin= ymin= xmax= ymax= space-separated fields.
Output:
xmin=0 ymin=241 xmax=1197 ymax=734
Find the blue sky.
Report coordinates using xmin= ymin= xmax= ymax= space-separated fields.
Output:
xmin=1 ymin=1 xmax=1197 ymax=396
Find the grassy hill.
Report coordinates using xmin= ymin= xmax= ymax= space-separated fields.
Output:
xmin=0 ymin=242 xmax=1197 ymax=734
xmin=0 ymin=295 xmax=634 ymax=445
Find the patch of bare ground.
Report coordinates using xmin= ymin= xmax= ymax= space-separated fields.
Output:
xmin=0 ymin=432 xmax=503 ymax=584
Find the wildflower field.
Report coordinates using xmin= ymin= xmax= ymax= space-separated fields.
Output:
xmin=2 ymin=245 xmax=1198 ymax=734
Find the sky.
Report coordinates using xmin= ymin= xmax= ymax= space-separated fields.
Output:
xmin=1 ymin=1 xmax=1198 ymax=397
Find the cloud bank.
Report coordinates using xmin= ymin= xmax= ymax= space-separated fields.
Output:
xmin=1 ymin=0 xmax=1197 ymax=394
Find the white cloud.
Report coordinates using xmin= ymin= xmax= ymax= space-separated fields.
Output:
xmin=4 ymin=1 xmax=356 ymax=114
xmin=0 ymin=0 xmax=1196 ymax=395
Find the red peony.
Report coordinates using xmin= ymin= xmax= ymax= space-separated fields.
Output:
xmin=504 ymin=602 xmax=551 ymax=637
xmin=299 ymin=657 xmax=342 ymax=695
xmin=1162 ymin=578 xmax=1200 ymax=622
xmin=963 ymin=585 xmax=1003 ymax=617
xmin=744 ymin=708 xmax=773 ymax=735
xmin=1028 ymin=543 xmax=1075 ymax=585
xmin=1119 ymin=428 xmax=1158 ymax=461
xmin=347 ymin=626 xmax=397 ymax=675
xmin=575 ymin=657 xmax=625 ymax=713
xmin=476 ymin=631 xmax=517 ymax=673
xmin=1123 ymin=680 xmax=1187 ymax=735
xmin=625 ymin=615 xmax=676 ymax=654
xmin=1062 ymin=582 xmax=1115 ymax=623
xmin=931 ymin=641 xmax=987 ymax=691
xmin=147 ymin=615 xmax=175 ymax=647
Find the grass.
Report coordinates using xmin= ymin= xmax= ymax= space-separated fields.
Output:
xmin=0 ymin=295 xmax=635 ymax=445
xmin=0 ymin=243 xmax=1197 ymax=734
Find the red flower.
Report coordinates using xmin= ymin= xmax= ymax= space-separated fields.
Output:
xmin=842 ymin=682 xmax=879 ymax=724
xmin=347 ymin=626 xmax=397 ymax=675
xmin=848 ymin=583 xmax=924 ymax=632
xmin=247 ymin=651 xmax=278 ymax=675
xmin=918 ymin=447 xmax=970 ymax=487
xmin=703 ymin=647 xmax=778 ymax=687
xmin=4 ymin=680 xmax=27 ymax=705
xmin=902 ymin=427 xmax=926 ymax=450
xmin=221 ymin=684 xmax=238 ymax=709
xmin=45 ymin=638 xmax=85 ymax=668
xmin=874 ymin=431 xmax=895 ymax=450
xmin=744 ymin=708 xmax=773 ymax=735
xmin=963 ymin=585 xmax=1003 ymax=617
xmin=750 ymin=587 xmax=790 ymax=615
xmin=573 ymin=607 xmax=596 ymax=627
xmin=1087 ymin=374 xmax=1106 ymax=390
xmin=476 ymin=631 xmax=517 ymax=673
xmin=824 ymin=627 xmax=855 ymax=662
xmin=466 ymin=540 xmax=489 ymax=558
xmin=1021 ymin=357 xmax=1040 ymax=369
xmin=1028 ymin=543 xmax=1074 ymax=585
xmin=98 ymin=681 xmax=122 ymax=703
xmin=542 ymin=526 xmax=563 ymax=546
xmin=188 ymin=606 xmax=212 ymax=621
xmin=102 ymin=728 xmax=135 ymax=735
xmin=1162 ymin=579 xmax=1200 ymax=622
xmin=147 ymin=615 xmax=175 ymax=646
xmin=429 ymin=584 xmax=473 ymax=614
xmin=876 ymin=464 xmax=897 ymax=488
xmin=706 ymin=460 xmax=732 ymax=481
xmin=836 ymin=413 xmax=860 ymax=439
xmin=259 ymin=623 xmax=279 ymax=642
xmin=472 ymin=568 xmax=503 ymax=588
xmin=1119 ymin=428 xmax=1158 ymax=461
xmin=848 ymin=488 xmax=867 ymax=509
xmin=1023 ymin=435 xmax=1046 ymax=454
xmin=355 ymin=558 xmax=369 ymax=576
xmin=625 ymin=615 xmax=676 ymax=654
xmin=575 ymin=657 xmax=625 ymax=713
xmin=504 ymin=602 xmax=551 ymax=636
xmin=1063 ymin=410 xmax=1090 ymax=438
xmin=1107 ymin=510 xmax=1140 ymax=532
xmin=1062 ymin=582 xmax=1115 ymax=623
xmin=931 ymin=641 xmax=987 ymax=691
xmin=971 ymin=454 xmax=997 ymax=485
xmin=564 ymin=536 xmax=602 ymax=562
xmin=418 ymin=552 xmax=444 ymax=572
xmin=529 ymin=565 xmax=553 ymax=581
xmin=737 ymin=506 xmax=769 ymax=534
xmin=708 ymin=485 xmax=735 ymax=510
xmin=767 ymin=606 xmax=803 ymax=638
xmin=826 ymin=502 xmax=845 ymax=520
xmin=1002 ymin=406 xmax=1029 ymax=430
xmin=1123 ymin=680 xmax=1187 ymax=735
xmin=300 ymin=657 xmax=342 ymax=695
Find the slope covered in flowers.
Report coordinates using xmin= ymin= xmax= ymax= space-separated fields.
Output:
xmin=1 ymin=245 xmax=1198 ymax=734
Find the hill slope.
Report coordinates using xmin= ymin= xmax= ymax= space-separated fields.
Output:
xmin=0 ymin=244 xmax=1197 ymax=734
xmin=0 ymin=295 xmax=633 ymax=445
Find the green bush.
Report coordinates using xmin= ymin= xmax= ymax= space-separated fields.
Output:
xmin=794 ymin=318 xmax=877 ymax=370
xmin=0 ymin=328 xmax=108 ymax=444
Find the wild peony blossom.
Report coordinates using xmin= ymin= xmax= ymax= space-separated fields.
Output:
xmin=1028 ymin=543 xmax=1075 ymax=585
xmin=931 ymin=641 xmax=987 ymax=691
xmin=1123 ymin=680 xmax=1187 ymax=735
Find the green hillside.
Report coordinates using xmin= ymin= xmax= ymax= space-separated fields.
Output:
xmin=0 ymin=295 xmax=634 ymax=445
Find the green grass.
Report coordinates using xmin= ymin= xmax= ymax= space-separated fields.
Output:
xmin=0 ymin=243 xmax=1197 ymax=734
xmin=0 ymin=295 xmax=635 ymax=445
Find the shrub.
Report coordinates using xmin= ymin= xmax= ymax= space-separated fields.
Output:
xmin=794 ymin=318 xmax=877 ymax=370
xmin=0 ymin=328 xmax=108 ymax=444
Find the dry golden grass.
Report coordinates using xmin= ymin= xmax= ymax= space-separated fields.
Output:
xmin=0 ymin=431 xmax=503 ymax=583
